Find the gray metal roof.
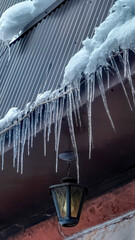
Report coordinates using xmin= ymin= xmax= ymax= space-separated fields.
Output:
xmin=0 ymin=0 xmax=24 ymax=16
xmin=0 ymin=0 xmax=115 ymax=118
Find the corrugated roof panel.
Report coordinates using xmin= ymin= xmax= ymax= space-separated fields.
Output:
xmin=1 ymin=0 xmax=115 ymax=118
xmin=0 ymin=0 xmax=24 ymax=16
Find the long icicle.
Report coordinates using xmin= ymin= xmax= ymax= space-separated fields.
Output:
xmin=17 ymin=123 xmax=21 ymax=173
xmin=47 ymin=103 xmax=53 ymax=142
xmin=123 ymin=49 xmax=135 ymax=106
xmin=96 ymin=68 xmax=115 ymax=131
xmin=74 ymin=88 xmax=82 ymax=128
xmin=54 ymin=99 xmax=59 ymax=152
xmin=13 ymin=126 xmax=17 ymax=168
xmin=87 ymin=77 xmax=93 ymax=159
xmin=43 ymin=104 xmax=47 ymax=156
xmin=71 ymin=91 xmax=78 ymax=127
xmin=20 ymin=118 xmax=27 ymax=174
xmin=67 ymin=92 xmax=79 ymax=183
xmin=31 ymin=111 xmax=34 ymax=148
xmin=111 ymin=55 xmax=132 ymax=110
xmin=1 ymin=134 xmax=5 ymax=170
xmin=27 ymin=116 xmax=30 ymax=156
xmin=55 ymin=96 xmax=64 ymax=173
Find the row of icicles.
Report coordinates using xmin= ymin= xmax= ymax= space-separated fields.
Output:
xmin=0 ymin=49 xmax=135 ymax=182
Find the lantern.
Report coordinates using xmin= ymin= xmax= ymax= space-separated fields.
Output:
xmin=49 ymin=152 xmax=87 ymax=227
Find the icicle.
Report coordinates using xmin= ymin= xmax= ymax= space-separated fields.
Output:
xmin=87 ymin=78 xmax=93 ymax=159
xmin=39 ymin=105 xmax=43 ymax=130
xmin=52 ymin=101 xmax=55 ymax=124
xmin=31 ymin=111 xmax=34 ymax=148
xmin=91 ymin=74 xmax=95 ymax=101
xmin=1 ymin=134 xmax=5 ymax=170
xmin=67 ymin=93 xmax=79 ymax=183
xmin=13 ymin=126 xmax=17 ymax=168
xmin=123 ymin=50 xmax=128 ymax=78
xmin=76 ymin=80 xmax=82 ymax=106
xmin=104 ymin=68 xmax=110 ymax=89
xmin=71 ymin=91 xmax=78 ymax=127
xmin=43 ymin=105 xmax=47 ymax=156
xmin=20 ymin=119 xmax=27 ymax=174
xmin=47 ymin=103 xmax=53 ymax=142
xmin=8 ymin=129 xmax=12 ymax=147
xmin=55 ymin=97 xmax=64 ymax=173
xmin=17 ymin=123 xmax=21 ymax=173
xmin=34 ymin=107 xmax=39 ymax=137
xmin=118 ymin=53 xmax=124 ymax=68
xmin=26 ymin=116 xmax=30 ymax=156
xmin=96 ymin=68 xmax=115 ymax=131
xmin=54 ymin=99 xmax=59 ymax=152
xmin=0 ymin=136 xmax=1 ymax=153
xmin=111 ymin=55 xmax=132 ymax=110
xmin=74 ymin=88 xmax=82 ymax=128
xmin=123 ymin=49 xmax=135 ymax=106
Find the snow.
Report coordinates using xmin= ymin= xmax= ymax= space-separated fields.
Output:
xmin=35 ymin=91 xmax=51 ymax=105
xmin=63 ymin=0 xmax=135 ymax=83
xmin=0 ymin=108 xmax=22 ymax=130
xmin=0 ymin=0 xmax=57 ymax=41
xmin=1 ymin=0 xmax=135 ymax=180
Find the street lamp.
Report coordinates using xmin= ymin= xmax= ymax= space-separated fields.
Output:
xmin=49 ymin=152 xmax=87 ymax=227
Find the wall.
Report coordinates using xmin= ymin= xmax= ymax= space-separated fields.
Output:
xmin=8 ymin=180 xmax=135 ymax=240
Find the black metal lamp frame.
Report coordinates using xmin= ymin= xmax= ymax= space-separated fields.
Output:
xmin=49 ymin=178 xmax=87 ymax=227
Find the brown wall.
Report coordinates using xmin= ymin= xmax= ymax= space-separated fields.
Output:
xmin=8 ymin=180 xmax=135 ymax=240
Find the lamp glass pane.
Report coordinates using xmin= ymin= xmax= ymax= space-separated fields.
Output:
xmin=54 ymin=186 xmax=67 ymax=218
xmin=71 ymin=186 xmax=83 ymax=217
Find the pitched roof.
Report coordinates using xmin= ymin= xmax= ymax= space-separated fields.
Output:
xmin=0 ymin=0 xmax=114 ymax=118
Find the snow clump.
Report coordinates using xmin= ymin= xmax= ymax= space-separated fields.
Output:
xmin=0 ymin=0 xmax=57 ymax=42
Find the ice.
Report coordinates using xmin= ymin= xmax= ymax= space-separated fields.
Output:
xmin=55 ymin=97 xmax=64 ymax=172
xmin=17 ymin=123 xmax=21 ymax=173
xmin=13 ymin=126 xmax=17 ymax=167
xmin=26 ymin=116 xmax=31 ymax=156
xmin=1 ymin=134 xmax=5 ymax=170
xmin=66 ymin=92 xmax=79 ymax=183
xmin=20 ymin=119 xmax=27 ymax=174
xmin=86 ymin=78 xmax=93 ymax=159
xmin=54 ymin=99 xmax=59 ymax=152
xmin=0 ymin=136 xmax=1 ymax=153
xmin=39 ymin=105 xmax=43 ymax=130
xmin=123 ymin=50 xmax=135 ymax=105
xmin=34 ymin=107 xmax=39 ymax=137
xmin=110 ymin=55 xmax=132 ymax=110
xmin=71 ymin=91 xmax=78 ymax=127
xmin=30 ymin=111 xmax=34 ymax=148
xmin=43 ymin=105 xmax=47 ymax=156
xmin=0 ymin=1 xmax=57 ymax=42
xmin=47 ymin=103 xmax=53 ymax=142
xmin=96 ymin=68 xmax=115 ymax=131
xmin=74 ymin=88 xmax=82 ymax=128
xmin=8 ymin=129 xmax=12 ymax=147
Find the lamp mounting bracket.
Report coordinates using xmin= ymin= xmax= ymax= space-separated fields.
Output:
xmin=59 ymin=152 xmax=76 ymax=162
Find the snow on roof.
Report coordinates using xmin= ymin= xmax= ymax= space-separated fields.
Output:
xmin=63 ymin=0 xmax=135 ymax=84
xmin=0 ymin=0 xmax=57 ymax=41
